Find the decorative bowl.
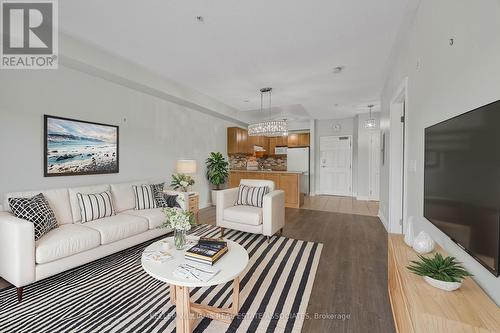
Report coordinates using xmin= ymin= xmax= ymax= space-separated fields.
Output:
xmin=423 ymin=276 xmax=462 ymax=291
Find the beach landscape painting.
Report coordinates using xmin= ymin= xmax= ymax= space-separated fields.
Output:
xmin=44 ymin=115 xmax=119 ymax=176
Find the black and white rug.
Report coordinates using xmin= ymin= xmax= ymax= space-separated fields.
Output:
xmin=0 ymin=225 xmax=322 ymax=333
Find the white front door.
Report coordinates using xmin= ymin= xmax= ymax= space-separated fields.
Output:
xmin=369 ymin=132 xmax=380 ymax=200
xmin=319 ymin=136 xmax=352 ymax=196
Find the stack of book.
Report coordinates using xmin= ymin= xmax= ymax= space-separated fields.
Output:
xmin=185 ymin=237 xmax=228 ymax=265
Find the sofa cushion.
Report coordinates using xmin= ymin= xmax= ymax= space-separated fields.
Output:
xmin=224 ymin=205 xmax=263 ymax=226
xmin=122 ymin=208 xmax=165 ymax=229
xmin=4 ymin=188 xmax=73 ymax=224
xmin=110 ymin=181 xmax=147 ymax=213
xmin=83 ymin=214 xmax=148 ymax=245
xmin=36 ymin=224 xmax=101 ymax=264
xmin=69 ymin=185 xmax=110 ymax=223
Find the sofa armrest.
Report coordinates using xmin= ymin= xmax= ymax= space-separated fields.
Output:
xmin=164 ymin=190 xmax=189 ymax=211
xmin=216 ymin=188 xmax=239 ymax=226
xmin=262 ymin=190 xmax=285 ymax=236
xmin=0 ymin=212 xmax=36 ymax=287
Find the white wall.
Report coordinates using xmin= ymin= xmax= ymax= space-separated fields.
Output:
xmin=314 ymin=117 xmax=354 ymax=195
xmin=380 ymin=0 xmax=500 ymax=304
xmin=0 ymin=38 xmax=236 ymax=209
xmin=356 ymin=112 xmax=381 ymax=200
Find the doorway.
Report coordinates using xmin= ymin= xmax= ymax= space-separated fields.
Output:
xmin=388 ymin=78 xmax=408 ymax=234
xmin=369 ymin=131 xmax=380 ymax=201
xmin=319 ymin=135 xmax=352 ymax=196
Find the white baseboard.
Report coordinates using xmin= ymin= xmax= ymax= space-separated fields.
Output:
xmin=378 ymin=210 xmax=389 ymax=231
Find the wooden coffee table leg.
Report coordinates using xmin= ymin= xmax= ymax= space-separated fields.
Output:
xmin=231 ymin=277 xmax=240 ymax=315
xmin=175 ymin=285 xmax=191 ymax=333
xmin=170 ymin=284 xmax=176 ymax=305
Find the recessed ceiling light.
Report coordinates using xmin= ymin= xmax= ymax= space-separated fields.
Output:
xmin=332 ymin=66 xmax=345 ymax=74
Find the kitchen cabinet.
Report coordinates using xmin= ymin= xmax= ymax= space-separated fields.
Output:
xmin=228 ymin=170 xmax=302 ymax=208
xmin=287 ymin=134 xmax=299 ymax=147
xmin=227 ymin=127 xmax=252 ymax=154
xmin=288 ymin=133 xmax=310 ymax=147
xmin=228 ymin=127 xmax=271 ymax=155
xmin=298 ymin=133 xmax=310 ymax=146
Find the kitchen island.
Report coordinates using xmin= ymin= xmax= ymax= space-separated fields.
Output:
xmin=229 ymin=170 xmax=303 ymax=208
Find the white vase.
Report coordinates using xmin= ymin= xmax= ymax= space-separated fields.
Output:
xmin=412 ymin=231 xmax=435 ymax=254
xmin=404 ymin=218 xmax=415 ymax=247
xmin=423 ymin=276 xmax=462 ymax=291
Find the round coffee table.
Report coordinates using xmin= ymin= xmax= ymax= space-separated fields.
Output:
xmin=141 ymin=236 xmax=249 ymax=333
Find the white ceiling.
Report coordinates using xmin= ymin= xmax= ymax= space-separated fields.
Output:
xmin=59 ymin=0 xmax=409 ymax=120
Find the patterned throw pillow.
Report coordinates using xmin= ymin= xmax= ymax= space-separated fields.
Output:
xmin=133 ymin=184 xmax=157 ymax=210
xmin=235 ymin=185 xmax=269 ymax=208
xmin=9 ymin=193 xmax=58 ymax=241
xmin=77 ymin=191 xmax=115 ymax=223
xmin=150 ymin=183 xmax=166 ymax=207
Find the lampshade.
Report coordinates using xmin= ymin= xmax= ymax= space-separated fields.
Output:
xmin=176 ymin=159 xmax=197 ymax=174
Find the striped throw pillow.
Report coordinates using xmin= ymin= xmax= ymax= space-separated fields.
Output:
xmin=77 ymin=191 xmax=115 ymax=223
xmin=133 ymin=185 xmax=157 ymax=210
xmin=235 ymin=185 xmax=269 ymax=208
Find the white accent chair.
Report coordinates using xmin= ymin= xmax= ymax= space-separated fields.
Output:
xmin=216 ymin=179 xmax=285 ymax=241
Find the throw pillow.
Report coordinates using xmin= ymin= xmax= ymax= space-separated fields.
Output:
xmin=77 ymin=191 xmax=115 ymax=223
xmin=150 ymin=183 xmax=167 ymax=207
xmin=235 ymin=185 xmax=269 ymax=208
xmin=162 ymin=194 xmax=181 ymax=208
xmin=133 ymin=184 xmax=157 ymax=210
xmin=9 ymin=193 xmax=58 ymax=241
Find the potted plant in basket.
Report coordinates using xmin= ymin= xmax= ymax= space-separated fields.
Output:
xmin=160 ymin=207 xmax=195 ymax=250
xmin=170 ymin=173 xmax=195 ymax=192
xmin=205 ymin=152 xmax=229 ymax=205
xmin=407 ymin=253 xmax=472 ymax=291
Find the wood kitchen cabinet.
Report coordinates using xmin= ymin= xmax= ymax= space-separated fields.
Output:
xmin=287 ymin=133 xmax=299 ymax=147
xmin=288 ymin=133 xmax=309 ymax=147
xmin=228 ymin=127 xmax=271 ymax=155
xmin=298 ymin=133 xmax=310 ymax=146
xmin=278 ymin=173 xmax=299 ymax=206
xmin=228 ymin=170 xmax=302 ymax=208
xmin=227 ymin=127 xmax=252 ymax=154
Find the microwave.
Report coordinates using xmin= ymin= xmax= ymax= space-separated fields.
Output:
xmin=275 ymin=146 xmax=287 ymax=155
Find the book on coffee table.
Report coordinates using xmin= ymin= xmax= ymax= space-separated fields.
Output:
xmin=185 ymin=241 xmax=228 ymax=265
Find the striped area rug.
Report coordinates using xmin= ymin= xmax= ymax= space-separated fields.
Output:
xmin=0 ymin=224 xmax=322 ymax=333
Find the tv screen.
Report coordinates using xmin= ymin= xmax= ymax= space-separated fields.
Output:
xmin=424 ymin=100 xmax=500 ymax=276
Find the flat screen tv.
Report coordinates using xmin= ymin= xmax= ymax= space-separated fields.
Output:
xmin=424 ymin=100 xmax=500 ymax=276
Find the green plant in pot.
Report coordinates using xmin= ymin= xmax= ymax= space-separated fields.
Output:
xmin=206 ymin=152 xmax=229 ymax=205
xmin=407 ymin=253 xmax=472 ymax=291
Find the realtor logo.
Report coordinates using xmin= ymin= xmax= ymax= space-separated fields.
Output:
xmin=1 ymin=0 xmax=58 ymax=69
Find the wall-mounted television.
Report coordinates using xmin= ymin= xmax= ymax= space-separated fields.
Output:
xmin=424 ymin=100 xmax=500 ymax=276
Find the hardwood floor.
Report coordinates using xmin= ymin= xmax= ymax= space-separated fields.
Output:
xmin=301 ymin=195 xmax=380 ymax=217
xmin=200 ymin=206 xmax=395 ymax=333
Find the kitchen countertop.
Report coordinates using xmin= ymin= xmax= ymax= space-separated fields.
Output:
xmin=230 ymin=169 xmax=303 ymax=174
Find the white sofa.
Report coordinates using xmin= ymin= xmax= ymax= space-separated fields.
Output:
xmin=216 ymin=179 xmax=285 ymax=240
xmin=0 ymin=181 xmax=189 ymax=302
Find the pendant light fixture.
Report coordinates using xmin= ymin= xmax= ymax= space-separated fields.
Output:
xmin=248 ymin=87 xmax=288 ymax=137
xmin=364 ymin=104 xmax=377 ymax=129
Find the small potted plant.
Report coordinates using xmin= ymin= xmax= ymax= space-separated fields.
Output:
xmin=170 ymin=173 xmax=195 ymax=192
xmin=205 ymin=152 xmax=229 ymax=205
xmin=160 ymin=207 xmax=195 ymax=249
xmin=407 ymin=253 xmax=472 ymax=291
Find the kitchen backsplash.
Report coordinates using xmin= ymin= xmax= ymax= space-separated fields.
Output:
xmin=229 ymin=154 xmax=287 ymax=171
